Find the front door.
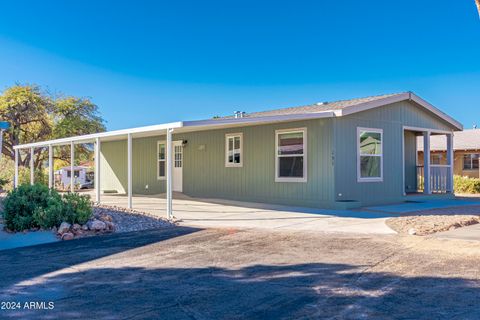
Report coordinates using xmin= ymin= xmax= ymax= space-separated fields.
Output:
xmin=172 ymin=141 xmax=183 ymax=192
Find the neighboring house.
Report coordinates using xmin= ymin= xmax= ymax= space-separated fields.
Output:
xmin=13 ymin=92 xmax=462 ymax=212
xmin=417 ymin=129 xmax=480 ymax=178
xmin=55 ymin=166 xmax=89 ymax=188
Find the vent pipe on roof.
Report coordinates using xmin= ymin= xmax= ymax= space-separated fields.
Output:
xmin=234 ymin=111 xmax=246 ymax=118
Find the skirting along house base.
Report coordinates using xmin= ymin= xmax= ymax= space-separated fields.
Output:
xmin=13 ymin=92 xmax=463 ymax=217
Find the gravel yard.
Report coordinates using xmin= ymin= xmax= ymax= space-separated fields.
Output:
xmin=386 ymin=205 xmax=480 ymax=235
xmin=94 ymin=205 xmax=174 ymax=233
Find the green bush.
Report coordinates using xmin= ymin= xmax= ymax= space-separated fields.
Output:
xmin=454 ymin=175 xmax=480 ymax=194
xmin=2 ymin=183 xmax=93 ymax=231
xmin=62 ymin=192 xmax=92 ymax=225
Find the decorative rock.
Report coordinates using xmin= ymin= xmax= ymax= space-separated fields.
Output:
xmin=104 ymin=221 xmax=115 ymax=232
xmin=51 ymin=226 xmax=57 ymax=233
xmin=58 ymin=222 xmax=71 ymax=235
xmin=100 ymin=214 xmax=113 ymax=222
xmin=72 ymin=224 xmax=81 ymax=231
xmin=90 ymin=220 xmax=107 ymax=231
xmin=408 ymin=228 xmax=417 ymax=235
xmin=81 ymin=224 xmax=89 ymax=231
xmin=61 ymin=232 xmax=74 ymax=240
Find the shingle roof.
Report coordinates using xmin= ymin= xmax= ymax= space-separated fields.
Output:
xmin=220 ymin=93 xmax=405 ymax=119
xmin=417 ymin=129 xmax=480 ymax=151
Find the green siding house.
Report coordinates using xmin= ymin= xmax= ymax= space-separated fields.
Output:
xmin=14 ymin=92 xmax=462 ymax=214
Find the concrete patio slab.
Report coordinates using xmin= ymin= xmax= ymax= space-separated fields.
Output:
xmin=96 ymin=194 xmax=396 ymax=235
xmin=366 ymin=199 xmax=480 ymax=214
xmin=433 ymin=224 xmax=480 ymax=241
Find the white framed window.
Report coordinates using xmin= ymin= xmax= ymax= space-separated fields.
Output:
xmin=463 ymin=153 xmax=480 ymax=170
xmin=357 ymin=127 xmax=383 ymax=182
xmin=275 ymin=128 xmax=307 ymax=182
xmin=225 ymin=133 xmax=243 ymax=167
xmin=157 ymin=141 xmax=166 ymax=180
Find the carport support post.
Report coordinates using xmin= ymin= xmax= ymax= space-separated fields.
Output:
xmin=127 ymin=133 xmax=133 ymax=209
xmin=423 ymin=131 xmax=431 ymax=194
xmin=70 ymin=141 xmax=75 ymax=192
xmin=166 ymin=128 xmax=173 ymax=219
xmin=14 ymin=148 xmax=18 ymax=188
xmin=30 ymin=147 xmax=34 ymax=185
xmin=48 ymin=145 xmax=53 ymax=189
xmin=446 ymin=133 xmax=454 ymax=193
xmin=95 ymin=138 xmax=101 ymax=204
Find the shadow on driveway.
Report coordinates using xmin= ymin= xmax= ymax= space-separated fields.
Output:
xmin=1 ymin=231 xmax=479 ymax=320
xmin=0 ymin=226 xmax=200 ymax=289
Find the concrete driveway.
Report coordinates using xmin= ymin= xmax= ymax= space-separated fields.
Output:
xmin=1 ymin=227 xmax=479 ymax=319
xmin=97 ymin=193 xmax=395 ymax=234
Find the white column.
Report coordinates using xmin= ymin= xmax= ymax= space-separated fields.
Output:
xmin=0 ymin=129 xmax=4 ymax=162
xmin=70 ymin=141 xmax=75 ymax=192
xmin=127 ymin=133 xmax=133 ymax=209
xmin=48 ymin=145 xmax=53 ymax=189
xmin=446 ymin=133 xmax=454 ymax=193
xmin=423 ymin=131 xmax=431 ymax=194
xmin=30 ymin=147 xmax=34 ymax=185
xmin=95 ymin=138 xmax=101 ymax=204
xmin=14 ymin=148 xmax=19 ymax=188
xmin=166 ymin=128 xmax=173 ymax=219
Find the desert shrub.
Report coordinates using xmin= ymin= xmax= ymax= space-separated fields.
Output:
xmin=0 ymin=177 xmax=8 ymax=190
xmin=62 ymin=192 xmax=92 ymax=224
xmin=3 ymin=183 xmax=93 ymax=231
xmin=3 ymin=184 xmax=59 ymax=231
xmin=454 ymin=175 xmax=480 ymax=194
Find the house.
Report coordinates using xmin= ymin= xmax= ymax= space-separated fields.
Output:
xmin=417 ymin=129 xmax=480 ymax=178
xmin=55 ymin=166 xmax=90 ymax=189
xmin=13 ymin=92 xmax=462 ymax=214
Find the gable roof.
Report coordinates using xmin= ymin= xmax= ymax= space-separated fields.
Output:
xmin=418 ymin=129 xmax=480 ymax=152
xmin=217 ymin=92 xmax=462 ymax=131
xmin=222 ymin=93 xmax=401 ymax=118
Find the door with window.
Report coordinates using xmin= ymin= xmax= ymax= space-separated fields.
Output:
xmin=173 ymin=141 xmax=183 ymax=192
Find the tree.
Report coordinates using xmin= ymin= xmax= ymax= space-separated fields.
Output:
xmin=0 ymin=84 xmax=106 ymax=169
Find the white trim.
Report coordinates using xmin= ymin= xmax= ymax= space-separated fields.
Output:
xmin=30 ymin=147 xmax=34 ymax=185
xmin=275 ymin=127 xmax=307 ymax=183
xmin=95 ymin=138 xmax=101 ymax=203
xmin=127 ymin=133 xmax=133 ymax=209
xmin=225 ymin=133 xmax=243 ymax=167
xmin=166 ymin=128 xmax=173 ymax=219
xmin=402 ymin=125 xmax=452 ymax=135
xmin=157 ymin=140 xmax=167 ymax=180
xmin=357 ymin=127 xmax=383 ymax=183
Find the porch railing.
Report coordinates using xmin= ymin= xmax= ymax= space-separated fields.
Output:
xmin=416 ymin=165 xmax=450 ymax=193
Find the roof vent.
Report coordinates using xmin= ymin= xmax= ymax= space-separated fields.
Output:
xmin=316 ymin=101 xmax=328 ymax=106
xmin=234 ymin=111 xmax=246 ymax=118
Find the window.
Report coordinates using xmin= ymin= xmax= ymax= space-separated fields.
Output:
xmin=157 ymin=142 xmax=166 ymax=179
xmin=357 ymin=128 xmax=383 ymax=182
xmin=431 ymin=154 xmax=442 ymax=165
xmin=225 ymin=133 xmax=243 ymax=167
xmin=275 ymin=128 xmax=307 ymax=182
xmin=67 ymin=170 xmax=80 ymax=178
xmin=463 ymin=154 xmax=480 ymax=170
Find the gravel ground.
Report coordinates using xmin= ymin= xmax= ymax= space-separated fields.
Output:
xmin=386 ymin=205 xmax=480 ymax=235
xmin=94 ymin=205 xmax=174 ymax=233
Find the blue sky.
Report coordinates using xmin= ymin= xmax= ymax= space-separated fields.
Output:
xmin=0 ymin=0 xmax=479 ymax=130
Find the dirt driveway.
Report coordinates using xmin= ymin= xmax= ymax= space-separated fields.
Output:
xmin=0 ymin=227 xmax=479 ymax=319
